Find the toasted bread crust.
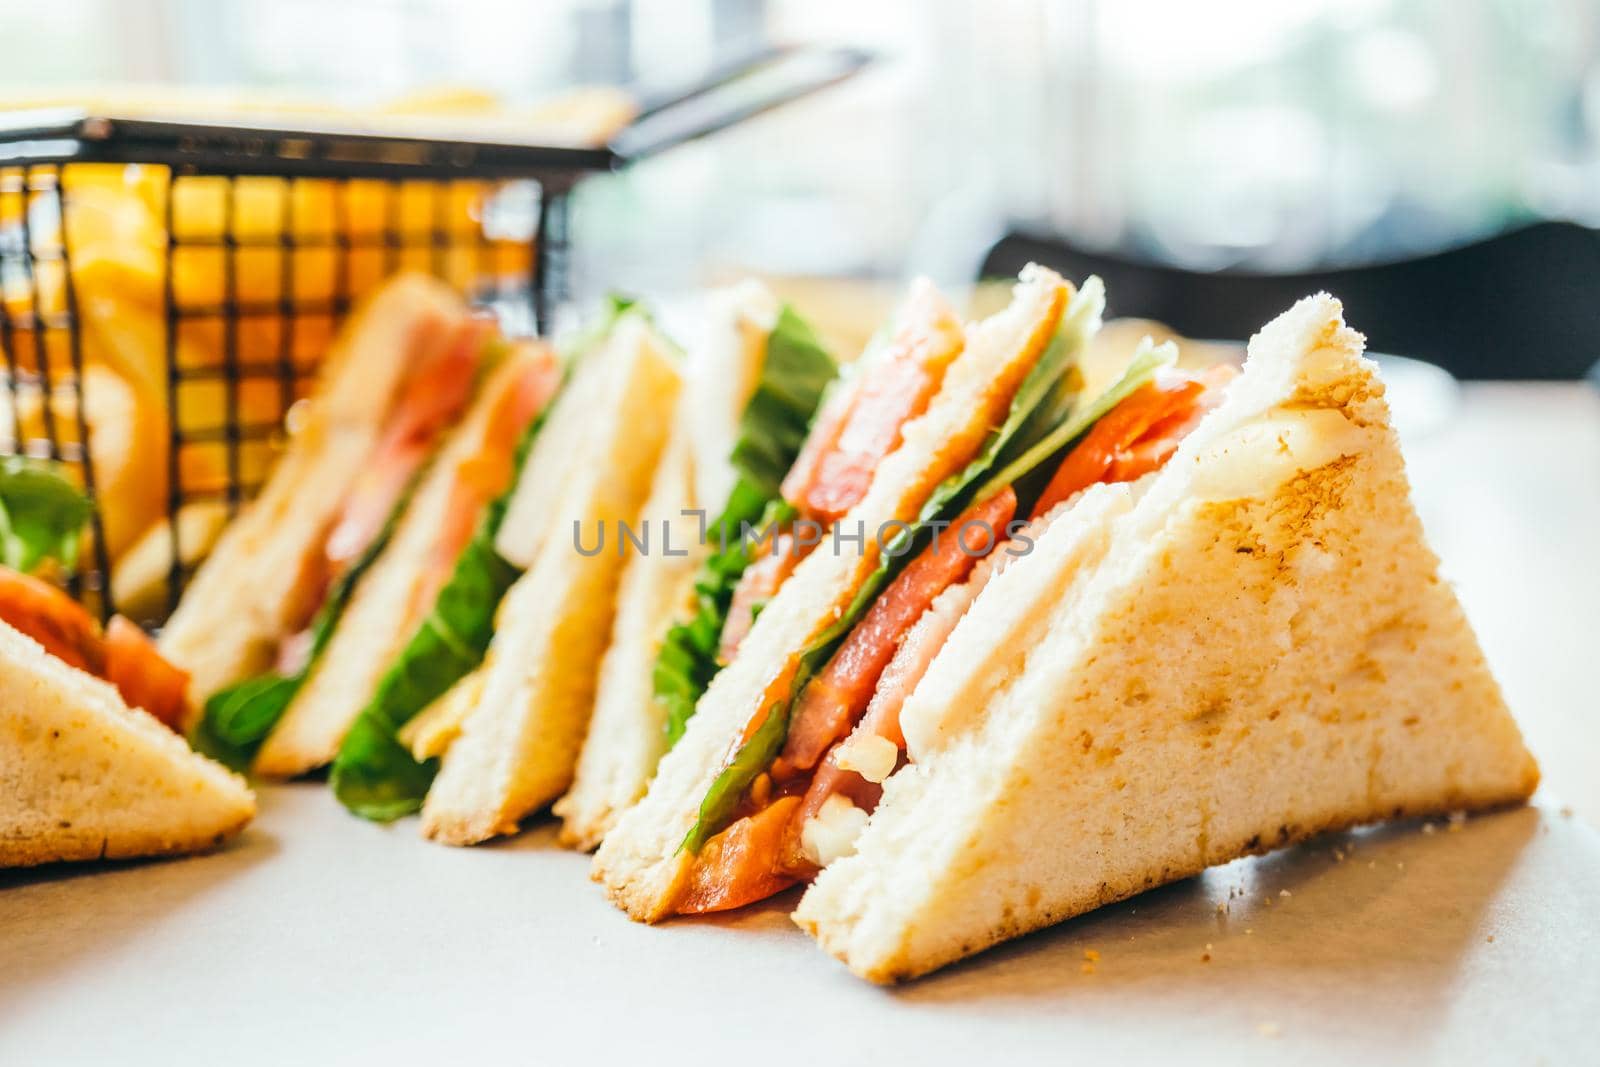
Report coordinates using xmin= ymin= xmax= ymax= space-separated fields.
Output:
xmin=162 ymin=274 xmax=465 ymax=714
xmin=592 ymin=268 xmax=1073 ymax=919
xmin=795 ymin=294 xmax=1538 ymax=981
xmin=421 ymin=316 xmax=682 ymax=846
xmin=0 ymin=622 xmax=256 ymax=869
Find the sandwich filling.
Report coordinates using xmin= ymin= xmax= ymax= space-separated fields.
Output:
xmin=717 ymin=282 xmax=965 ymax=662
xmin=0 ymin=569 xmax=190 ymax=730
xmin=327 ymin=347 xmax=561 ymax=817
xmin=652 ymin=305 xmax=839 ymax=748
xmin=196 ymin=318 xmax=545 ymax=767
xmin=0 ymin=459 xmax=189 ymax=730
xmin=329 ymin=303 xmax=651 ymax=820
xmin=672 ymin=322 xmax=1236 ymax=913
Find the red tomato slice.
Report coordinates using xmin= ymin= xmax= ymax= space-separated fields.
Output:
xmin=419 ymin=350 xmax=561 ymax=614
xmin=717 ymin=530 xmax=805 ymax=665
xmin=778 ymin=486 xmax=1017 ymax=776
xmin=781 ymin=283 xmax=963 ymax=525
xmin=104 ymin=615 xmax=191 ymax=731
xmin=0 ymin=568 xmax=189 ymax=732
xmin=322 ymin=315 xmax=491 ymax=575
xmin=1032 ymin=364 xmax=1235 ymax=518
xmin=675 ymin=794 xmax=802 ymax=915
xmin=0 ymin=567 xmax=104 ymax=675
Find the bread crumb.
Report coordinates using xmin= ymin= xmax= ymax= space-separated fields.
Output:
xmin=1081 ymin=962 xmax=1096 ymax=975
xmin=1448 ymin=811 xmax=1467 ymax=832
xmin=1258 ymin=1022 xmax=1281 ymax=1038
xmin=1422 ymin=822 xmax=1437 ymax=834
xmin=1486 ymin=934 xmax=1495 ymax=943
xmin=833 ymin=734 xmax=899 ymax=784
xmin=1084 ymin=948 xmax=1100 ymax=962
xmin=1246 ymin=928 xmax=1254 ymax=935
xmin=1201 ymin=953 xmax=1211 ymax=963
xmin=1279 ymin=889 xmax=1291 ymax=898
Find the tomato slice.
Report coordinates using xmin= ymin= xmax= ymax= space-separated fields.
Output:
xmin=104 ymin=615 xmax=191 ymax=730
xmin=418 ymin=350 xmax=560 ymax=615
xmin=717 ymin=530 xmax=804 ymax=665
xmin=0 ymin=567 xmax=103 ymax=675
xmin=781 ymin=283 xmax=963 ymax=526
xmin=323 ymin=315 xmax=491 ymax=576
xmin=675 ymin=794 xmax=802 ymax=914
xmin=0 ymin=568 xmax=189 ymax=731
xmin=1032 ymin=364 xmax=1235 ymax=518
xmin=717 ymin=288 xmax=963 ymax=670
xmin=778 ymin=486 xmax=1017 ymax=776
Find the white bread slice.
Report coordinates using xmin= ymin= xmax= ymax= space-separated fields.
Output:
xmin=251 ymin=351 xmax=540 ymax=777
xmin=554 ymin=426 xmax=700 ymax=849
xmin=794 ymin=294 xmax=1540 ymax=982
xmin=0 ymin=621 xmax=255 ymax=867
xmin=161 ymin=274 xmax=465 ymax=713
xmin=683 ymin=280 xmax=780 ymax=513
xmin=420 ymin=316 xmax=682 ymax=845
xmin=492 ymin=318 xmax=617 ymax=569
xmin=592 ymin=267 xmax=1072 ymax=919
xmin=555 ymin=281 xmax=781 ymax=850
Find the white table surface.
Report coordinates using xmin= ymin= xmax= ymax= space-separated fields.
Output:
xmin=5 ymin=381 xmax=1599 ymax=1066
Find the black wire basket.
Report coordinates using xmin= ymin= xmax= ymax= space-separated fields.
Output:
xmin=0 ymin=45 xmax=868 ymax=625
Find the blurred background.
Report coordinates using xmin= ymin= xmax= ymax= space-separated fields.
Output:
xmin=1 ymin=0 xmax=1595 ymax=815
xmin=4 ymin=0 xmax=1599 ymax=378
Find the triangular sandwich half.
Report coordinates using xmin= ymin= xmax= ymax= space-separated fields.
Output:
xmin=325 ymin=302 xmax=666 ymax=820
xmin=1 ymin=620 xmax=254 ymax=867
xmin=242 ymin=340 xmax=560 ymax=777
xmin=554 ymin=281 xmax=840 ymax=849
xmin=411 ymin=311 xmax=683 ymax=844
xmin=162 ymin=273 xmax=470 ymax=712
xmin=292 ymin=307 xmax=668 ymax=844
xmin=793 ymin=293 xmax=1539 ymax=981
xmin=592 ymin=265 xmax=1095 ymax=917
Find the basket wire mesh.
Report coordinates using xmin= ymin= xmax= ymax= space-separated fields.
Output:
xmin=0 ymin=45 xmax=868 ymax=625
xmin=0 ymin=162 xmax=564 ymax=624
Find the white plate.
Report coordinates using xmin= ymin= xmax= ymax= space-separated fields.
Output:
xmin=3 ymin=785 xmax=1596 ymax=1065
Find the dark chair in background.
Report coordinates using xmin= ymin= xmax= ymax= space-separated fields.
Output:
xmin=982 ymin=221 xmax=1600 ymax=380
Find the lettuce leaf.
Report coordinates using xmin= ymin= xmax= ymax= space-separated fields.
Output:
xmin=681 ymin=675 xmax=801 ymax=855
xmin=976 ymin=334 xmax=1175 ymax=505
xmin=728 ymin=307 xmax=840 ymax=499
xmin=653 ymin=312 xmax=835 ymax=743
xmin=680 ymin=280 xmax=1110 ymax=854
xmin=191 ymin=491 xmax=408 ymax=770
xmin=653 ymin=307 xmax=836 ymax=750
xmin=0 ymin=457 xmax=92 ymax=575
xmin=657 ymin=494 xmax=795 ymax=748
xmin=328 ymin=295 xmax=649 ymax=816
xmin=329 ymin=411 xmax=543 ymax=820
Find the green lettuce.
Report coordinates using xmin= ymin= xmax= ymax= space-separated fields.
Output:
xmin=0 ymin=457 xmax=92 ymax=574
xmin=329 ymin=402 xmax=545 ymax=820
xmin=194 ymin=300 xmax=637 ymax=773
xmin=653 ymin=307 xmax=836 ymax=749
xmin=977 ymin=333 xmax=1175 ymax=505
xmin=325 ymin=296 xmax=643 ymax=819
xmin=680 ymin=279 xmax=1114 ymax=854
